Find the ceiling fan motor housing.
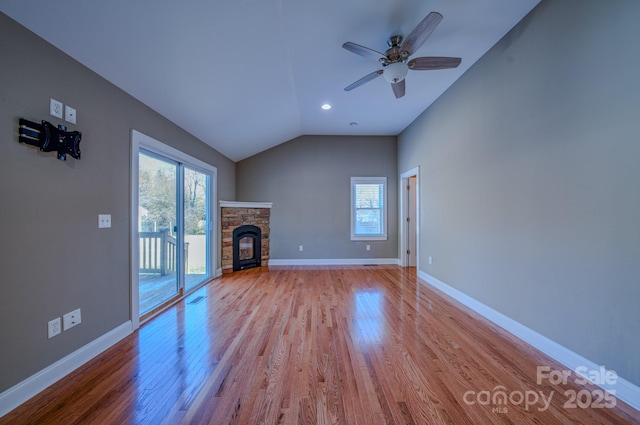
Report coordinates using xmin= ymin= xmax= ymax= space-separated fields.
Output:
xmin=384 ymin=35 xmax=409 ymax=63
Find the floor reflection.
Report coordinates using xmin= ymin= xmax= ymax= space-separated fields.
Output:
xmin=353 ymin=290 xmax=385 ymax=346
xmin=134 ymin=289 xmax=212 ymax=423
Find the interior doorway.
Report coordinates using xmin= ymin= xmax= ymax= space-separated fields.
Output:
xmin=400 ymin=167 xmax=419 ymax=268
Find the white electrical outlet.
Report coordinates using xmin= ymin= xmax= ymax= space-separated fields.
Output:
xmin=428 ymin=256 xmax=433 ymax=265
xmin=65 ymin=105 xmax=77 ymax=124
xmin=366 ymin=244 xmax=371 ymax=251
xmin=98 ymin=214 xmax=111 ymax=228
xmin=299 ymin=245 xmax=303 ymax=252
xmin=50 ymin=98 xmax=63 ymax=118
xmin=48 ymin=317 xmax=61 ymax=338
xmin=63 ymin=308 xmax=81 ymax=331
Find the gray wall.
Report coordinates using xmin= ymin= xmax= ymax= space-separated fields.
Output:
xmin=237 ymin=135 xmax=398 ymax=260
xmin=398 ymin=0 xmax=640 ymax=386
xmin=0 ymin=14 xmax=235 ymax=393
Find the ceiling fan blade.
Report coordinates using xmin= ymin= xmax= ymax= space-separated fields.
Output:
xmin=344 ymin=70 xmax=384 ymax=91
xmin=400 ymin=12 xmax=443 ymax=56
xmin=344 ymin=70 xmax=383 ymax=91
xmin=391 ymin=80 xmax=406 ymax=98
xmin=408 ymin=56 xmax=461 ymax=70
xmin=342 ymin=42 xmax=386 ymax=63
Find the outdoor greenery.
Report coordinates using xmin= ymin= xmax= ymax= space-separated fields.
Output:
xmin=139 ymin=154 xmax=207 ymax=235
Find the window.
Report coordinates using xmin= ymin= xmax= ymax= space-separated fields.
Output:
xmin=351 ymin=177 xmax=387 ymax=241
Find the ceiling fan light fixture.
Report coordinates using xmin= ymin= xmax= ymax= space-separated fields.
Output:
xmin=342 ymin=12 xmax=457 ymax=98
xmin=383 ymin=62 xmax=408 ymax=84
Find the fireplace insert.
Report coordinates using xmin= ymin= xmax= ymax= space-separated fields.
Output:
xmin=232 ymin=225 xmax=261 ymax=271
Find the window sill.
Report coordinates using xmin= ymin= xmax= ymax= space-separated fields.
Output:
xmin=351 ymin=235 xmax=388 ymax=241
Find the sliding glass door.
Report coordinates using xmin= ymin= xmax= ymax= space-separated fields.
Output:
xmin=184 ymin=166 xmax=210 ymax=292
xmin=133 ymin=132 xmax=216 ymax=320
xmin=138 ymin=151 xmax=180 ymax=315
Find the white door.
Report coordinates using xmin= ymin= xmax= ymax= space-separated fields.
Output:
xmin=407 ymin=176 xmax=417 ymax=267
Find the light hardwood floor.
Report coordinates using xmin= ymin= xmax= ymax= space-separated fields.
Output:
xmin=1 ymin=266 xmax=638 ymax=424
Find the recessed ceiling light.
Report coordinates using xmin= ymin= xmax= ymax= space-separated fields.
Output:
xmin=321 ymin=103 xmax=332 ymax=110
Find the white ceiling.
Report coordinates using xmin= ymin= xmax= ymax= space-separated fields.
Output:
xmin=1 ymin=0 xmax=540 ymax=162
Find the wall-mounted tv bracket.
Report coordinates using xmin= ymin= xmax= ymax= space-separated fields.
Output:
xmin=19 ymin=118 xmax=81 ymax=161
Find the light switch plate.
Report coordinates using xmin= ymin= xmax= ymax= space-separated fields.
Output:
xmin=98 ymin=214 xmax=111 ymax=228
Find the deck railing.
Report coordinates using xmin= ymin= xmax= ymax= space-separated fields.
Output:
xmin=139 ymin=230 xmax=188 ymax=275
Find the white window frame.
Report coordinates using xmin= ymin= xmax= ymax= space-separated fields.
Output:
xmin=350 ymin=176 xmax=388 ymax=241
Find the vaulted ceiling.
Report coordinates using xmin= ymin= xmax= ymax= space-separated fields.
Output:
xmin=1 ymin=0 xmax=540 ymax=161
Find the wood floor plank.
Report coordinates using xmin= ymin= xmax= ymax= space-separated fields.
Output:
xmin=1 ymin=266 xmax=638 ymax=425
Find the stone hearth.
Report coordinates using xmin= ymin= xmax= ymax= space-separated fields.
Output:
xmin=220 ymin=201 xmax=272 ymax=273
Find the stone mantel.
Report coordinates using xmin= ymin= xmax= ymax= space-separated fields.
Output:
xmin=219 ymin=201 xmax=273 ymax=209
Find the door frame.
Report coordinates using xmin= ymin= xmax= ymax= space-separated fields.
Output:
xmin=130 ymin=130 xmax=217 ymax=330
xmin=399 ymin=167 xmax=419 ymax=268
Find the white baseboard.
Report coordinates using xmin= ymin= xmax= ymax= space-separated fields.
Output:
xmin=215 ymin=267 xmax=223 ymax=277
xmin=269 ymin=258 xmax=400 ymax=266
xmin=0 ymin=321 xmax=133 ymax=418
xmin=418 ymin=271 xmax=640 ymax=412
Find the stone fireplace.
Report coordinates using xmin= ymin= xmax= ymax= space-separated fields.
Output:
xmin=220 ymin=201 xmax=272 ymax=273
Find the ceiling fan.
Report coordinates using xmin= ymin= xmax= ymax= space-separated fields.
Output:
xmin=342 ymin=11 xmax=461 ymax=99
